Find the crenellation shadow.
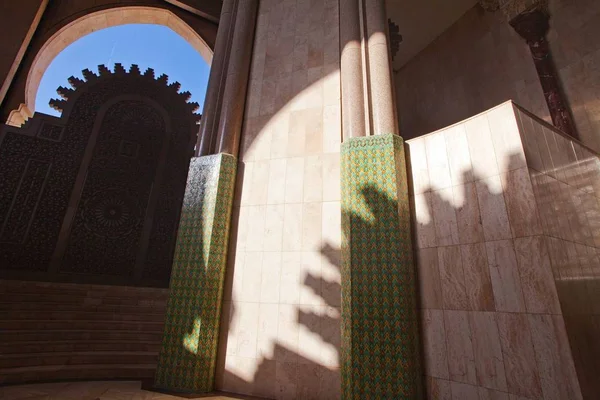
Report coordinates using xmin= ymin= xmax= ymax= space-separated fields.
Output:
xmin=406 ymin=146 xmax=600 ymax=399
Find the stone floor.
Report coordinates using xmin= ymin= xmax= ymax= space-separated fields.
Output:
xmin=0 ymin=381 xmax=264 ymax=400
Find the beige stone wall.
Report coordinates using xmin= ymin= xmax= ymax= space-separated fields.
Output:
xmin=518 ymin=105 xmax=600 ymax=399
xmin=395 ymin=0 xmax=600 ymax=153
xmin=406 ymin=101 xmax=583 ymax=399
xmin=215 ymin=0 xmax=342 ymax=398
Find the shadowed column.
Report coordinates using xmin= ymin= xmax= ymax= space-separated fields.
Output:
xmin=196 ymin=0 xmax=237 ymax=156
xmin=155 ymin=0 xmax=258 ymax=394
xmin=215 ymin=0 xmax=258 ymax=156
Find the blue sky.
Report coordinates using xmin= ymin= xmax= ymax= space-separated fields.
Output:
xmin=36 ymin=24 xmax=210 ymax=116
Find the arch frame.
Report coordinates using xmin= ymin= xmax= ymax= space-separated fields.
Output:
xmin=2 ymin=2 xmax=217 ymax=126
xmin=24 ymin=6 xmax=213 ymax=117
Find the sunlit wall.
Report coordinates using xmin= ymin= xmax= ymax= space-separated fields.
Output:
xmin=215 ymin=0 xmax=342 ymax=398
xmin=407 ymin=101 xmax=599 ymax=400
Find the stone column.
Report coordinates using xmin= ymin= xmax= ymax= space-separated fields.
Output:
xmin=340 ymin=0 xmax=367 ymax=140
xmin=154 ymin=0 xmax=258 ymax=394
xmin=196 ymin=0 xmax=237 ymax=156
xmin=364 ymin=0 xmax=398 ymax=136
xmin=339 ymin=1 xmax=421 ymax=399
xmin=509 ymin=7 xmax=578 ymax=139
xmin=339 ymin=0 xmax=399 ymax=139
xmin=215 ymin=0 xmax=259 ymax=156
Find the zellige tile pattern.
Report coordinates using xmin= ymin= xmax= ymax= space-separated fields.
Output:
xmin=155 ymin=154 xmax=237 ymax=393
xmin=341 ymin=134 xmax=421 ymax=399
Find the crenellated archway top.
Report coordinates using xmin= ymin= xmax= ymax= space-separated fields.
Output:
xmin=47 ymin=63 xmax=201 ymax=123
xmin=23 ymin=6 xmax=213 ymax=122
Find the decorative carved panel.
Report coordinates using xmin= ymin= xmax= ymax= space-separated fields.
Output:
xmin=60 ymin=100 xmax=166 ymax=276
xmin=0 ymin=159 xmax=51 ymax=244
xmin=0 ymin=64 xmax=200 ymax=286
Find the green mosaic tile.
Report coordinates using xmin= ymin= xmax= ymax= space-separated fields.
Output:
xmin=340 ymin=134 xmax=422 ymax=399
xmin=154 ymin=153 xmax=237 ymax=393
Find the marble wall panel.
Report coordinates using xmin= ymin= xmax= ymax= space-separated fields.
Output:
xmin=216 ymin=0 xmax=341 ymax=398
xmin=407 ymin=103 xmax=585 ymax=400
xmin=518 ymin=110 xmax=600 ymax=400
xmin=394 ymin=0 xmax=600 ymax=153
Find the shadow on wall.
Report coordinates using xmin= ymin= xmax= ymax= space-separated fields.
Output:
xmin=173 ymin=125 xmax=598 ymax=398
xmin=406 ymin=138 xmax=600 ymax=399
xmin=174 ymin=0 xmax=597 ymax=397
xmin=203 ymin=128 xmax=597 ymax=399
xmin=213 ymin=204 xmax=344 ymax=397
xmin=214 ymin=181 xmax=424 ymax=398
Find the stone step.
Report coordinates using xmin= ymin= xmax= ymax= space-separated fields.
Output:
xmin=0 ymin=364 xmax=156 ymax=385
xmin=0 ymin=292 xmax=168 ymax=307
xmin=0 ymin=280 xmax=169 ymax=299
xmin=0 ymin=280 xmax=167 ymax=384
xmin=0 ymin=310 xmax=166 ymax=322
xmin=0 ymin=351 xmax=158 ymax=369
xmin=0 ymin=340 xmax=161 ymax=354
xmin=0 ymin=319 xmax=165 ymax=332
xmin=0 ymin=301 xmax=166 ymax=314
xmin=0 ymin=329 xmax=163 ymax=343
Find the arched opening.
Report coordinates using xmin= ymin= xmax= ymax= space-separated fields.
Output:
xmin=34 ymin=23 xmax=209 ymax=117
xmin=7 ymin=6 xmax=213 ymax=126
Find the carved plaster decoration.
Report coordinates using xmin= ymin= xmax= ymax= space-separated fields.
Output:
xmin=479 ymin=0 xmax=548 ymax=20
xmin=0 ymin=63 xmax=200 ymax=286
xmin=388 ymin=18 xmax=403 ymax=61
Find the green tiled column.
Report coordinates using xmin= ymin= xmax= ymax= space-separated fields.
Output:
xmin=154 ymin=153 xmax=237 ymax=393
xmin=340 ymin=134 xmax=422 ymax=399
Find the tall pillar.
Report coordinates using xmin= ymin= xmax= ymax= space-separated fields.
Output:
xmin=509 ymin=7 xmax=578 ymax=139
xmin=215 ymin=0 xmax=258 ymax=156
xmin=340 ymin=0 xmax=367 ymax=140
xmin=154 ymin=0 xmax=257 ymax=394
xmin=339 ymin=1 xmax=421 ymax=398
xmin=364 ymin=0 xmax=398 ymax=136
xmin=196 ymin=0 xmax=236 ymax=156
xmin=339 ymin=0 xmax=399 ymax=138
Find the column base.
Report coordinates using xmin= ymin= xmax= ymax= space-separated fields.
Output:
xmin=340 ymin=134 xmax=422 ymax=399
xmin=154 ymin=153 xmax=237 ymax=393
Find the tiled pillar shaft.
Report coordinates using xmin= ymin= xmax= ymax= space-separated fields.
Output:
xmin=155 ymin=154 xmax=237 ymax=393
xmin=339 ymin=0 xmax=416 ymax=397
xmin=341 ymin=134 xmax=421 ymax=399
xmin=196 ymin=0 xmax=237 ymax=156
